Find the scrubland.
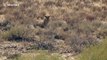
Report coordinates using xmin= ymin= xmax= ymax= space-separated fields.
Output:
xmin=0 ymin=0 xmax=107 ymax=60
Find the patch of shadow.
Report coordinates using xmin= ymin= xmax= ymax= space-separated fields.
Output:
xmin=8 ymin=35 xmax=35 ymax=42
xmin=36 ymin=42 xmax=54 ymax=51
xmin=54 ymin=35 xmax=65 ymax=40
xmin=0 ymin=20 xmax=12 ymax=31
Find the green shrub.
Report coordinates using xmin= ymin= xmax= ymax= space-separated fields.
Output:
xmin=1 ymin=25 xmax=26 ymax=40
xmin=79 ymin=38 xmax=107 ymax=60
xmin=13 ymin=51 xmax=64 ymax=60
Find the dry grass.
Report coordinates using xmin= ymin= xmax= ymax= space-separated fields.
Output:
xmin=0 ymin=0 xmax=107 ymax=55
xmin=13 ymin=50 xmax=64 ymax=60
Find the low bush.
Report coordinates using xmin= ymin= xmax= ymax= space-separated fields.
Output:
xmin=1 ymin=25 xmax=26 ymax=41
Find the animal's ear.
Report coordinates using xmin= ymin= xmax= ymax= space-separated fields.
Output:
xmin=44 ymin=16 xmax=50 ymax=20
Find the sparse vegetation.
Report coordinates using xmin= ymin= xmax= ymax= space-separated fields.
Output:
xmin=0 ymin=0 xmax=107 ymax=60
xmin=79 ymin=38 xmax=107 ymax=60
xmin=1 ymin=25 xmax=26 ymax=41
xmin=13 ymin=51 xmax=64 ymax=60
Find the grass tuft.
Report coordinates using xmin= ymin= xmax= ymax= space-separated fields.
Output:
xmin=79 ymin=38 xmax=107 ymax=60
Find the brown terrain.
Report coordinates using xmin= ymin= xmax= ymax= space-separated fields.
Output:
xmin=0 ymin=0 xmax=107 ymax=60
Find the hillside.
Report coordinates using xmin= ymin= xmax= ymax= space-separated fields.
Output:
xmin=0 ymin=0 xmax=107 ymax=60
xmin=79 ymin=38 xmax=107 ymax=60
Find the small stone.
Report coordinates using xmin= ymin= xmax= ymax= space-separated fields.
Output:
xmin=0 ymin=15 xmax=5 ymax=23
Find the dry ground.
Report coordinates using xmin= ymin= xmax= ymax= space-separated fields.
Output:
xmin=0 ymin=0 xmax=107 ymax=60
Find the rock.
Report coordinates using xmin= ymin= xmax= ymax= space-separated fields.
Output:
xmin=0 ymin=15 xmax=5 ymax=23
xmin=61 ymin=53 xmax=75 ymax=60
xmin=27 ymin=24 xmax=35 ymax=29
xmin=0 ymin=56 xmax=7 ymax=60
